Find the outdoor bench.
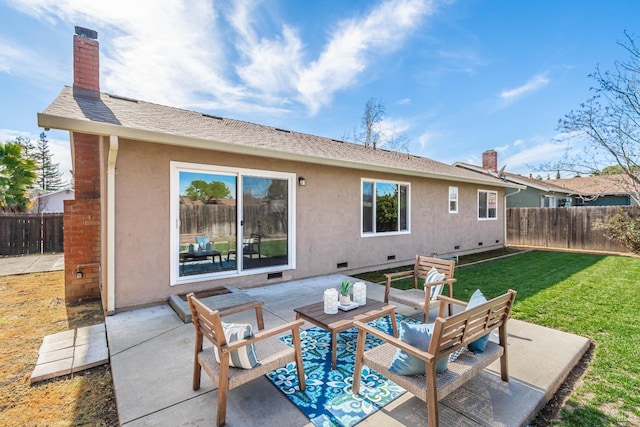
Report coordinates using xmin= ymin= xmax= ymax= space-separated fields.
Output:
xmin=353 ymin=289 xmax=517 ymax=427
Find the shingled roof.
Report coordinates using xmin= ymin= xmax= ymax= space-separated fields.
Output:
xmin=38 ymin=86 xmax=517 ymax=188
xmin=551 ymin=174 xmax=638 ymax=196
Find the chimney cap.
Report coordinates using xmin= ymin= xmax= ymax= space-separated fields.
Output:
xmin=75 ymin=26 xmax=98 ymax=40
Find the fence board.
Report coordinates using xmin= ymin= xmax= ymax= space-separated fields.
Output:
xmin=507 ymin=206 xmax=640 ymax=253
xmin=0 ymin=213 xmax=64 ymax=256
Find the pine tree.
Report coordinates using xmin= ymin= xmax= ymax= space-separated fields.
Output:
xmin=33 ymin=132 xmax=65 ymax=192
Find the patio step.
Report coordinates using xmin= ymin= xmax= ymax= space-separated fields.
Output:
xmin=30 ymin=323 xmax=109 ymax=384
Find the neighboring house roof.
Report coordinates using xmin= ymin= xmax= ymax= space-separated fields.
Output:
xmin=551 ymin=174 xmax=639 ymax=198
xmin=500 ymin=172 xmax=572 ymax=194
xmin=452 ymin=162 xmax=528 ymax=190
xmin=38 ymin=86 xmax=519 ymax=189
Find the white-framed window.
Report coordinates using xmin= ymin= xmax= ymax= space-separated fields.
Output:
xmin=449 ymin=186 xmax=458 ymax=213
xmin=170 ymin=162 xmax=296 ymax=285
xmin=362 ymin=179 xmax=410 ymax=235
xmin=478 ymin=189 xmax=498 ymax=220
xmin=542 ymin=195 xmax=556 ymax=207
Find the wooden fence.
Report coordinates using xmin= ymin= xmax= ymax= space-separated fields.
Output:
xmin=506 ymin=206 xmax=640 ymax=253
xmin=0 ymin=213 xmax=64 ymax=256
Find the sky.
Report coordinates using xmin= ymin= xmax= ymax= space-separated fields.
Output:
xmin=1 ymin=0 xmax=638 ymax=183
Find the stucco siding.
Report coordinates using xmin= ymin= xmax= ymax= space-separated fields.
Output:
xmin=110 ymin=139 xmax=505 ymax=309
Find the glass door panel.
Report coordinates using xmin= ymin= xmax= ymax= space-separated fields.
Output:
xmin=178 ymin=171 xmax=237 ymax=277
xmin=242 ymin=176 xmax=289 ymax=270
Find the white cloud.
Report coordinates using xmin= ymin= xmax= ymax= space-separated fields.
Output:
xmin=8 ymin=0 xmax=437 ymax=116
xmin=500 ymin=73 xmax=549 ymax=101
xmin=501 ymin=140 xmax=566 ymax=174
xmin=297 ymin=0 xmax=435 ymax=113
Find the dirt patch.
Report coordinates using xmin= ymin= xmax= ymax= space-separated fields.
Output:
xmin=0 ymin=271 xmax=118 ymax=426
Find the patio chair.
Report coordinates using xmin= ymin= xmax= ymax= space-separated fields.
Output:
xmin=243 ymin=233 xmax=262 ymax=259
xmin=384 ymin=255 xmax=456 ymax=322
xmin=187 ymin=293 xmax=306 ymax=427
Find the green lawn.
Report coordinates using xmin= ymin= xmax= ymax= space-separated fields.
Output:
xmin=356 ymin=250 xmax=640 ymax=426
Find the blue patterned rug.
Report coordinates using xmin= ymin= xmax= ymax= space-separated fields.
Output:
xmin=266 ymin=314 xmax=417 ymax=427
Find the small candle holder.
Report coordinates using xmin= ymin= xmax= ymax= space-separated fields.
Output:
xmin=324 ymin=288 xmax=338 ymax=314
xmin=353 ymin=282 xmax=367 ymax=305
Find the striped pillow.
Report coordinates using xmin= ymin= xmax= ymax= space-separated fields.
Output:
xmin=213 ymin=322 xmax=260 ymax=369
xmin=425 ymin=267 xmax=446 ymax=300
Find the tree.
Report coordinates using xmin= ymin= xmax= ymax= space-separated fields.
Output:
xmin=32 ymin=132 xmax=64 ymax=192
xmin=551 ymin=31 xmax=640 ymax=203
xmin=184 ymin=180 xmax=231 ymax=204
xmin=0 ymin=141 xmax=38 ymax=211
xmin=592 ymin=164 xmax=640 ymax=176
xmin=347 ymin=97 xmax=410 ymax=151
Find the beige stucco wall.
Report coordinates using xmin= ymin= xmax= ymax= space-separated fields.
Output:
xmin=109 ymin=139 xmax=505 ymax=310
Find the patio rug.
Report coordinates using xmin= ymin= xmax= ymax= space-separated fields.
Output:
xmin=266 ymin=314 xmax=418 ymax=427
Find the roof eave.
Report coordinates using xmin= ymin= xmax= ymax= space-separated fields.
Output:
xmin=38 ymin=112 xmax=520 ymax=189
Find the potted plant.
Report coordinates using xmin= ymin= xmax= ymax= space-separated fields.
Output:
xmin=339 ymin=280 xmax=351 ymax=305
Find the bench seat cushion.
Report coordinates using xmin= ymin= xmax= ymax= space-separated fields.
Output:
xmin=363 ymin=339 xmax=503 ymax=401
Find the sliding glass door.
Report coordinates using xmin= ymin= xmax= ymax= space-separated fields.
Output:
xmin=171 ymin=162 xmax=294 ymax=284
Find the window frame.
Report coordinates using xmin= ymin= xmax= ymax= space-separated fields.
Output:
xmin=361 ymin=178 xmax=410 ymax=237
xmin=542 ymin=195 xmax=556 ymax=208
xmin=477 ymin=189 xmax=498 ymax=221
xmin=170 ymin=161 xmax=296 ymax=286
xmin=449 ymin=186 xmax=458 ymax=213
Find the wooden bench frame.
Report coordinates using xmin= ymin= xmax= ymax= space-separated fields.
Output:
xmin=384 ymin=255 xmax=457 ymax=322
xmin=353 ymin=290 xmax=517 ymax=427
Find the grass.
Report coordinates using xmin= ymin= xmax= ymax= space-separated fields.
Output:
xmin=0 ymin=271 xmax=118 ymax=426
xmin=356 ymin=250 xmax=640 ymax=426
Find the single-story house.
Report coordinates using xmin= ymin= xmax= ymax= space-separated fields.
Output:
xmin=30 ymin=188 xmax=75 ymax=213
xmin=454 ymin=150 xmax=570 ymax=207
xmin=38 ymin=28 xmax=520 ymax=313
xmin=551 ymin=174 xmax=639 ymax=206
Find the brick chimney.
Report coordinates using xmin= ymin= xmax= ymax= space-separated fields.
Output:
xmin=64 ymin=27 xmax=102 ymax=303
xmin=482 ymin=150 xmax=498 ymax=173
xmin=73 ymin=26 xmax=99 ymax=99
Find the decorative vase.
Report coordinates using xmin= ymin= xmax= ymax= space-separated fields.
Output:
xmin=324 ymin=289 xmax=338 ymax=314
xmin=353 ymin=282 xmax=367 ymax=305
xmin=339 ymin=294 xmax=351 ymax=306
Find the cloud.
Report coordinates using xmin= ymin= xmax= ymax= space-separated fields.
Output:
xmin=500 ymin=73 xmax=549 ymax=102
xmin=7 ymin=0 xmax=438 ymax=117
xmin=396 ymin=98 xmax=412 ymax=105
xmin=297 ymin=0 xmax=435 ymax=113
xmin=0 ymin=39 xmax=23 ymax=73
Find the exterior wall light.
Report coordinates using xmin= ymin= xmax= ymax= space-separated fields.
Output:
xmin=298 ymin=176 xmax=306 ymax=186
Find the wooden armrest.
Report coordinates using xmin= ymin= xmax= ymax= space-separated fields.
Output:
xmin=353 ymin=320 xmax=433 ymax=363
xmin=225 ymin=319 xmax=304 ymax=351
xmin=384 ymin=270 xmax=414 ymax=280
xmin=436 ymin=294 xmax=467 ymax=307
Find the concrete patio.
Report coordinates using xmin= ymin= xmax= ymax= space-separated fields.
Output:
xmin=106 ymin=274 xmax=590 ymax=426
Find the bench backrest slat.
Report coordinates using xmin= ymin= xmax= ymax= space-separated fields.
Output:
xmin=429 ymin=290 xmax=516 ymax=357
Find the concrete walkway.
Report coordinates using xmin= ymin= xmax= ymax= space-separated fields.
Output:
xmin=0 ymin=253 xmax=64 ymax=276
xmin=107 ymin=276 xmax=590 ymax=427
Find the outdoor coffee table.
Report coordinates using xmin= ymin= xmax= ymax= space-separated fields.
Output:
xmin=294 ymin=299 xmax=398 ymax=369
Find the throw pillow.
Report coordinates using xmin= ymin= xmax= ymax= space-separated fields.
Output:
xmin=389 ymin=321 xmax=448 ymax=375
xmin=213 ymin=322 xmax=260 ymax=369
xmin=425 ymin=267 xmax=446 ymax=300
xmin=466 ymin=289 xmax=490 ymax=353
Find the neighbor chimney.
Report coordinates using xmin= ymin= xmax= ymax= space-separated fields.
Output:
xmin=73 ymin=26 xmax=99 ymax=99
xmin=482 ymin=150 xmax=498 ymax=173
